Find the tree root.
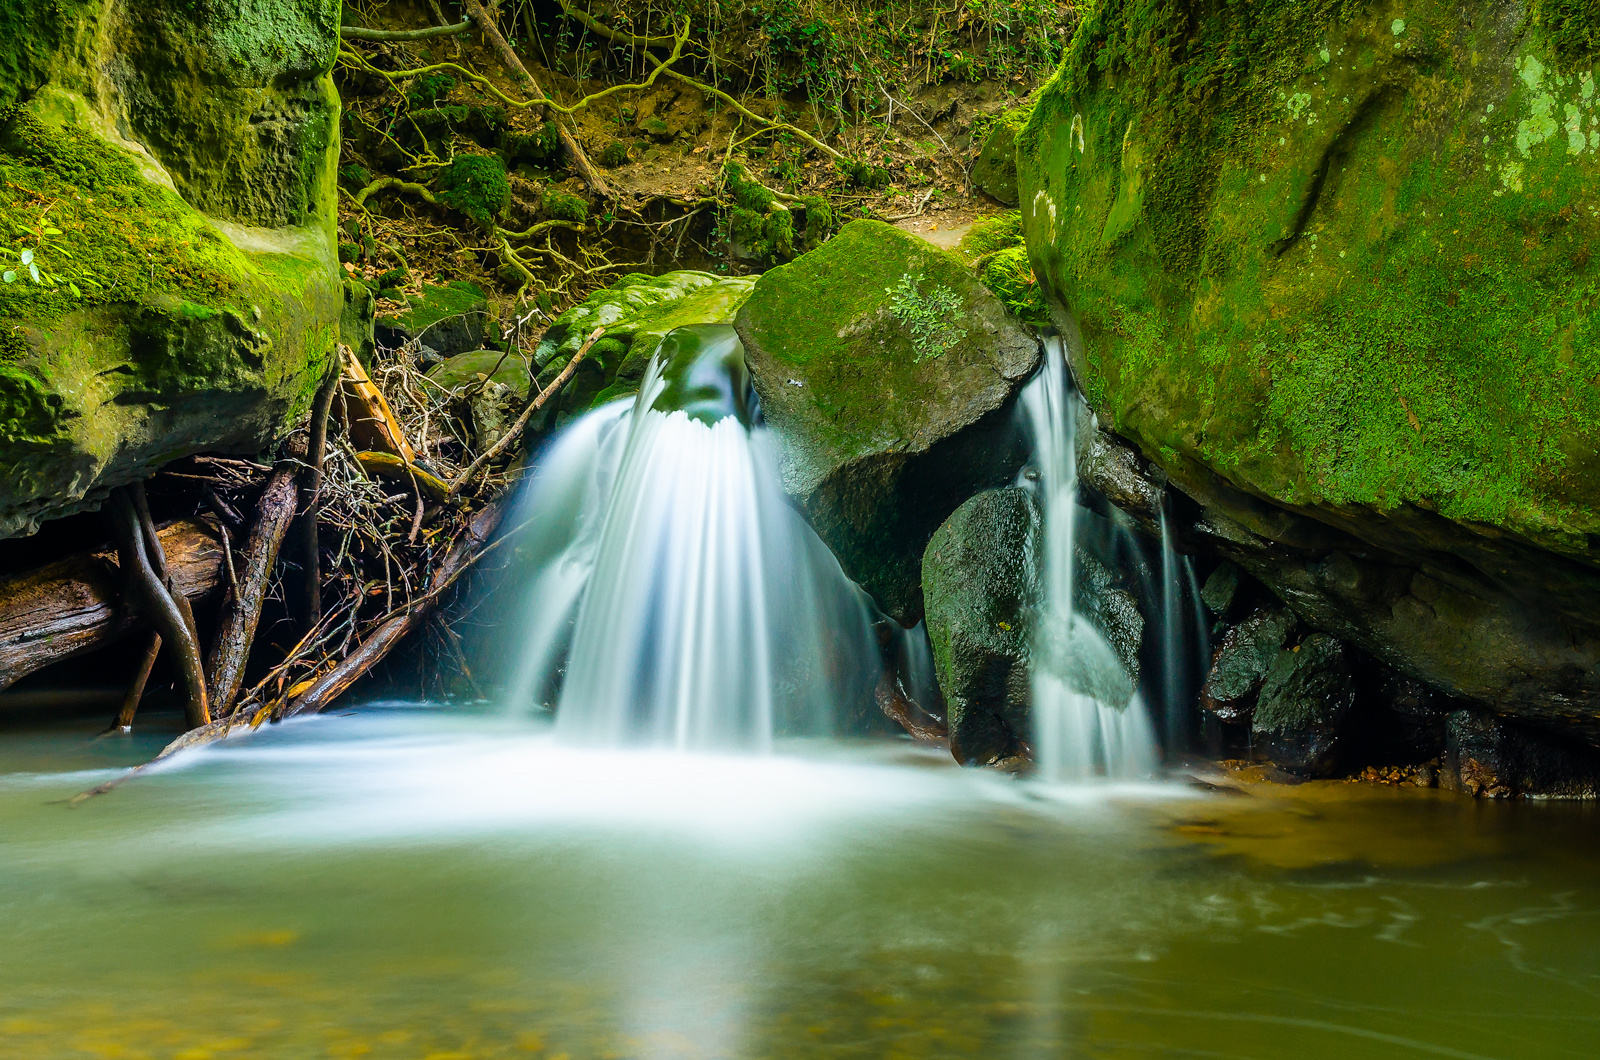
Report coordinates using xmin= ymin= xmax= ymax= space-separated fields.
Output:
xmin=106 ymin=485 xmax=210 ymax=729
xmin=111 ymin=631 xmax=162 ymax=733
xmin=302 ymin=360 xmax=342 ymax=627
xmin=341 ymin=19 xmax=470 ymax=41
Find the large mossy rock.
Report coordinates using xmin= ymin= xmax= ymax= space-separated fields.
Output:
xmin=0 ymin=1 xmax=341 ymax=537
xmin=737 ymin=219 xmax=1041 ymax=624
xmin=533 ymin=271 xmax=756 ymax=426
xmin=1017 ymin=1 xmax=1600 ymax=741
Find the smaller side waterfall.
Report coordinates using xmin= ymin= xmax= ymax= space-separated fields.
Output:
xmin=1023 ymin=340 xmax=1158 ymax=781
xmin=493 ymin=325 xmax=880 ymax=750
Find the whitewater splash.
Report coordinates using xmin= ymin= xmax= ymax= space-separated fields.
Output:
xmin=1022 ymin=339 xmax=1158 ymax=780
xmin=495 ymin=325 xmax=880 ymax=750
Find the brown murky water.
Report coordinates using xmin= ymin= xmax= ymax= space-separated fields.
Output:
xmin=2 ymin=705 xmax=1596 ymax=1059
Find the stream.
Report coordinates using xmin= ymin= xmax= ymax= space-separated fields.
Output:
xmin=3 ymin=705 xmax=1597 ymax=1059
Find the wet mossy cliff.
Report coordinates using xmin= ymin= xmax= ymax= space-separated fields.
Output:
xmin=1017 ymin=1 xmax=1600 ymax=742
xmin=0 ymin=0 xmax=342 ymax=536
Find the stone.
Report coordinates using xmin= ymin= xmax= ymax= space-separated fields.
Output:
xmin=426 ymin=348 xmax=533 ymax=397
xmin=1252 ymin=633 xmax=1356 ymax=776
xmin=922 ymin=487 xmax=1039 ymax=765
xmin=1200 ymin=607 xmax=1296 ymax=723
xmin=970 ymin=105 xmax=1030 ymax=206
xmin=376 ymin=280 xmax=490 ymax=358
xmin=533 ymin=271 xmax=756 ymax=428
xmin=1016 ymin=1 xmax=1600 ymax=742
xmin=737 ymin=219 xmax=1041 ymax=624
xmin=0 ymin=1 xmax=342 ymax=537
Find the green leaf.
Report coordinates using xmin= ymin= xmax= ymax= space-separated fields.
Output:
xmin=42 ymin=227 xmax=62 ymax=236
xmin=1 ymin=271 xmax=14 ymax=283
xmin=28 ymin=263 xmax=40 ymax=283
xmin=68 ymin=282 xmax=82 ymax=298
xmin=19 ymin=249 xmax=33 ymax=265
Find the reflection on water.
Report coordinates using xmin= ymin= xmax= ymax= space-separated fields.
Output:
xmin=2 ymin=706 xmax=1598 ymax=1059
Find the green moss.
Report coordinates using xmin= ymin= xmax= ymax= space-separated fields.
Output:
xmin=597 ymin=140 xmax=631 ymax=168
xmin=435 ymin=153 xmax=510 ymax=229
xmin=978 ymin=246 xmax=1049 ymax=327
xmin=406 ymin=72 xmax=455 ymax=107
xmin=0 ymin=1 xmax=97 ymax=111
xmin=1534 ymin=0 xmax=1600 ymax=65
xmin=544 ymin=188 xmax=588 ymax=222
xmin=958 ymin=211 xmax=1025 ymax=261
xmin=0 ymin=108 xmax=244 ymax=324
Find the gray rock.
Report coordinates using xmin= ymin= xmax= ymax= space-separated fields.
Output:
xmin=738 ymin=219 xmax=1040 ymax=624
xmin=1252 ymin=633 xmax=1356 ymax=776
xmin=1200 ymin=608 xmax=1296 ymax=723
xmin=922 ymin=487 xmax=1039 ymax=765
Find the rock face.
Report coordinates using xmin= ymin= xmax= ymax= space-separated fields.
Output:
xmin=1016 ymin=1 xmax=1600 ymax=743
xmin=738 ymin=220 xmax=1041 ymax=624
xmin=922 ymin=487 xmax=1038 ymax=764
xmin=534 ymin=271 xmax=756 ymax=425
xmin=0 ymin=0 xmax=342 ymax=537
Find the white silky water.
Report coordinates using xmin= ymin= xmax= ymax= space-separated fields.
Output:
xmin=1022 ymin=340 xmax=1158 ymax=780
xmin=493 ymin=326 xmax=879 ymax=749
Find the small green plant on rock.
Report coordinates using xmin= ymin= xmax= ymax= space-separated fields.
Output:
xmin=888 ymin=272 xmax=965 ymax=362
xmin=435 ymin=154 xmax=511 ymax=230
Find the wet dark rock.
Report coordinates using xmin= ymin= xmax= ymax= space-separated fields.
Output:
xmin=1200 ymin=608 xmax=1296 ymax=723
xmin=1366 ymin=670 xmax=1450 ymax=764
xmin=1252 ymin=633 xmax=1356 ymax=777
xmin=1075 ymin=551 xmax=1143 ymax=685
xmin=1074 ymin=423 xmax=1165 ymax=535
xmin=921 ymin=487 xmax=1038 ymax=765
xmin=739 ymin=220 xmax=1040 ymax=624
xmin=1200 ymin=561 xmax=1241 ymax=621
xmin=1442 ymin=711 xmax=1600 ymax=800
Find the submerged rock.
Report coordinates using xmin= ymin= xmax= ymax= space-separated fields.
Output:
xmin=1252 ymin=633 xmax=1356 ymax=777
xmin=1200 ymin=608 xmax=1296 ymax=724
xmin=534 ymin=271 xmax=755 ymax=426
xmin=0 ymin=2 xmax=342 ymax=535
xmin=922 ymin=487 xmax=1038 ymax=765
xmin=1016 ymin=2 xmax=1600 ymax=742
xmin=738 ymin=219 xmax=1040 ymax=624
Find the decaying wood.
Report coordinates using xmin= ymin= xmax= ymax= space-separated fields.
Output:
xmin=112 ymin=631 xmax=163 ymax=732
xmin=205 ymin=450 xmax=302 ymax=717
xmin=461 ymin=0 xmax=613 ymax=199
xmin=0 ymin=520 xmax=223 ymax=691
xmin=106 ymin=488 xmax=210 ymax=729
xmin=448 ymin=324 xmax=604 ymax=499
xmin=341 ymin=345 xmax=416 ymax=461
xmin=356 ymin=451 xmax=452 ymax=502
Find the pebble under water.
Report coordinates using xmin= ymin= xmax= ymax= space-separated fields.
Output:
xmin=2 ymin=705 xmax=1597 ymax=1060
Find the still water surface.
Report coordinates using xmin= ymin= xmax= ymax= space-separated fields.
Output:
xmin=2 ymin=705 xmax=1597 ymax=1059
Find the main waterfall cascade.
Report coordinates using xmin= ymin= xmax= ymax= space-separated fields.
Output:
xmin=1019 ymin=341 xmax=1159 ymax=780
xmin=493 ymin=325 xmax=881 ymax=750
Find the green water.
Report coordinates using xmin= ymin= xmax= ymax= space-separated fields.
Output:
xmin=1 ymin=705 xmax=1596 ymax=1059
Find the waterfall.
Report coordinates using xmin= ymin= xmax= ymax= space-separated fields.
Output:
xmin=1022 ymin=340 xmax=1158 ymax=780
xmin=495 ymin=325 xmax=880 ymax=750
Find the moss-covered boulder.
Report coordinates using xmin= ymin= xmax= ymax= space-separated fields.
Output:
xmin=0 ymin=0 xmax=341 ymax=536
xmin=970 ymin=104 xmax=1031 ymax=206
xmin=533 ymin=271 xmax=755 ymax=426
xmin=376 ymin=281 xmax=491 ymax=357
xmin=1017 ymin=0 xmax=1600 ymax=739
xmin=1253 ymin=633 xmax=1357 ymax=776
xmin=737 ymin=219 xmax=1041 ymax=624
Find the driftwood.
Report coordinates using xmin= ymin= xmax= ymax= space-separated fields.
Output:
xmin=875 ymin=671 xmax=948 ymax=742
xmin=204 ymin=453 xmax=301 ymax=717
xmin=461 ymin=0 xmax=612 ymax=199
xmin=112 ymin=631 xmax=163 ymax=732
xmin=341 ymin=345 xmax=416 ymax=461
xmin=105 ymin=487 xmax=211 ymax=729
xmin=0 ymin=520 xmax=225 ymax=691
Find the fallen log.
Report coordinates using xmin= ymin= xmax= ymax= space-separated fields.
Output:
xmin=0 ymin=520 xmax=224 ymax=693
